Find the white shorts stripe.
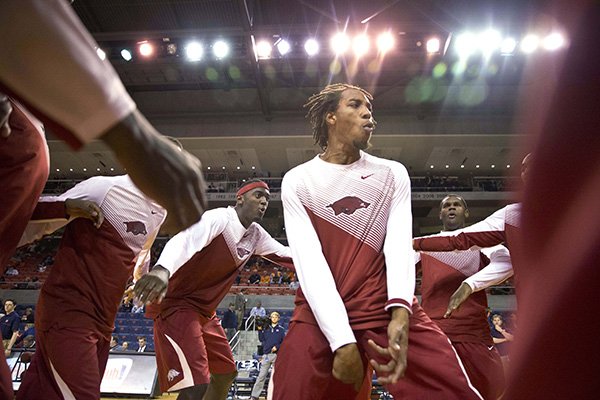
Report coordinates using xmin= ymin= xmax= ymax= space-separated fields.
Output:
xmin=49 ymin=358 xmax=76 ymax=400
xmin=164 ymin=333 xmax=196 ymax=391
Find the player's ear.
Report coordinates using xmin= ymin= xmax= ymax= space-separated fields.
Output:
xmin=326 ymin=112 xmax=336 ymax=126
xmin=464 ymin=209 xmax=470 ymax=219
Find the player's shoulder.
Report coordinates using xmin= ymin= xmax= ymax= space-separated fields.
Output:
xmin=282 ymin=157 xmax=317 ymax=188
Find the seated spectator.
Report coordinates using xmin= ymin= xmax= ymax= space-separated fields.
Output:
xmin=248 ymin=268 xmax=261 ymax=285
xmin=121 ymin=341 xmax=129 ymax=352
xmin=270 ymin=270 xmax=283 ymax=285
xmin=259 ymin=273 xmax=270 ymax=285
xmin=5 ymin=266 xmax=19 ymax=276
xmin=109 ymin=336 xmax=120 ymax=352
xmin=21 ymin=307 xmax=34 ymax=323
xmin=15 ymin=323 xmax=35 ymax=348
xmin=131 ymin=300 xmax=145 ymax=314
xmin=281 ymin=271 xmax=292 ymax=285
xmin=289 ymin=278 xmax=300 ymax=291
xmin=136 ymin=336 xmax=148 ymax=353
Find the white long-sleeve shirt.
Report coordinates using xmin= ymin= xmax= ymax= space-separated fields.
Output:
xmin=282 ymin=152 xmax=414 ymax=351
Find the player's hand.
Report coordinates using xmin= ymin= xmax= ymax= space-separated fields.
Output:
xmin=0 ymin=94 xmax=12 ymax=138
xmin=332 ymin=343 xmax=364 ymax=391
xmin=444 ymin=282 xmax=473 ymax=318
xmin=368 ymin=307 xmax=409 ymax=385
xmin=4 ymin=349 xmax=11 ymax=357
xmin=65 ymin=199 xmax=104 ymax=228
xmin=134 ymin=265 xmax=170 ymax=304
xmin=123 ymin=285 xmax=135 ymax=303
xmin=101 ymin=110 xmax=207 ymax=232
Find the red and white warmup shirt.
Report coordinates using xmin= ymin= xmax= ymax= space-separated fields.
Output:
xmin=0 ymin=0 xmax=136 ymax=149
xmin=147 ymin=207 xmax=292 ymax=319
xmin=22 ymin=175 xmax=165 ymax=337
xmin=416 ymin=240 xmax=511 ymax=344
xmin=282 ymin=152 xmax=414 ymax=351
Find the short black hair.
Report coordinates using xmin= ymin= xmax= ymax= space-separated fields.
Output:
xmin=440 ymin=194 xmax=468 ymax=210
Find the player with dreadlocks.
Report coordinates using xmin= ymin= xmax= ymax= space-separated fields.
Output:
xmin=272 ymin=83 xmax=482 ymax=399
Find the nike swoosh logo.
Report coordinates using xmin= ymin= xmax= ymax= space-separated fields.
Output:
xmin=361 ymin=174 xmax=374 ymax=179
xmin=488 ymin=346 xmax=494 ymax=351
xmin=151 ymin=211 xmax=157 ymax=214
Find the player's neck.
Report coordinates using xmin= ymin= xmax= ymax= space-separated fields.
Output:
xmin=320 ymin=144 xmax=360 ymax=165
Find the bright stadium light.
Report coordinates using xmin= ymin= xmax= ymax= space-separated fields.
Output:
xmin=213 ymin=40 xmax=230 ymax=59
xmin=331 ymin=32 xmax=351 ymax=55
xmin=276 ymin=39 xmax=291 ymax=56
xmin=255 ymin=40 xmax=272 ymax=59
xmin=478 ymin=29 xmax=502 ymax=55
xmin=376 ymin=31 xmax=395 ymax=53
xmin=304 ymin=38 xmax=319 ymax=56
xmin=352 ymin=34 xmax=370 ymax=57
xmin=542 ymin=32 xmax=565 ymax=51
xmin=500 ymin=38 xmax=517 ymax=55
xmin=120 ymin=49 xmax=133 ymax=61
xmin=138 ymin=41 xmax=154 ymax=57
xmin=426 ymin=37 xmax=440 ymax=54
xmin=185 ymin=41 xmax=203 ymax=62
xmin=520 ymin=34 xmax=539 ymax=53
xmin=454 ymin=32 xmax=477 ymax=58
xmin=96 ymin=47 xmax=106 ymax=60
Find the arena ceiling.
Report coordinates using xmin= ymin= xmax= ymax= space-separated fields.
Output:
xmin=48 ymin=0 xmax=547 ymax=183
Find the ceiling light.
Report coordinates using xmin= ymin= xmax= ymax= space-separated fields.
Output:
xmin=138 ymin=41 xmax=154 ymax=57
xmin=255 ymin=40 xmax=272 ymax=59
xmin=276 ymin=39 xmax=291 ymax=56
xmin=542 ymin=32 xmax=565 ymax=51
xmin=376 ymin=32 xmax=395 ymax=53
xmin=331 ymin=32 xmax=351 ymax=55
xmin=96 ymin=47 xmax=106 ymax=60
xmin=352 ymin=34 xmax=370 ymax=57
xmin=304 ymin=39 xmax=319 ymax=56
xmin=213 ymin=40 xmax=230 ymax=59
xmin=185 ymin=41 xmax=203 ymax=62
xmin=445 ymin=164 xmax=449 ymax=168
xmin=520 ymin=34 xmax=539 ymax=54
xmin=426 ymin=38 xmax=440 ymax=54
xmin=120 ymin=49 xmax=133 ymax=61
xmin=455 ymin=32 xmax=477 ymax=58
xmin=478 ymin=30 xmax=502 ymax=55
xmin=475 ymin=164 xmax=480 ymax=168
xmin=430 ymin=165 xmax=434 ymax=169
xmin=500 ymin=38 xmax=517 ymax=55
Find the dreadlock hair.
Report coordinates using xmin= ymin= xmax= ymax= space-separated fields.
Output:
xmin=303 ymin=83 xmax=374 ymax=150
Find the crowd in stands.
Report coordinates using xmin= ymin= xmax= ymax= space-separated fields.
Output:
xmin=0 ymin=300 xmax=37 ymax=354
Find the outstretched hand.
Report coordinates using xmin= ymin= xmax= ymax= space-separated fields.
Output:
xmin=133 ymin=265 xmax=170 ymax=304
xmin=332 ymin=343 xmax=364 ymax=391
xmin=444 ymin=282 xmax=473 ymax=318
xmin=101 ymin=110 xmax=207 ymax=232
xmin=65 ymin=199 xmax=104 ymax=228
xmin=368 ymin=307 xmax=409 ymax=385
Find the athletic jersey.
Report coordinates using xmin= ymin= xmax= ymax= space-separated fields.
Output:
xmin=147 ymin=206 xmax=292 ymax=319
xmin=0 ymin=100 xmax=48 ymax=269
xmin=22 ymin=175 xmax=165 ymax=338
xmin=0 ymin=0 xmax=136 ymax=149
xmin=416 ymin=241 xmax=511 ymax=344
xmin=282 ymin=152 xmax=414 ymax=351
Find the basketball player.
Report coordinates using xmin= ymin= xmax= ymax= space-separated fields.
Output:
xmin=272 ymin=83 xmax=482 ymax=400
xmin=416 ymin=194 xmax=511 ymax=399
xmin=134 ymin=179 xmax=292 ymax=400
xmin=16 ymin=175 xmax=166 ymax=400
xmin=0 ymin=0 xmax=207 ymax=231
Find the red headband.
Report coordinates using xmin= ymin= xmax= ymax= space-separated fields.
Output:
xmin=236 ymin=181 xmax=269 ymax=197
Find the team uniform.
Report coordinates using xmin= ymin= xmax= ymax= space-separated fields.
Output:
xmin=0 ymin=100 xmax=48 ymax=399
xmin=417 ymin=240 xmax=512 ymax=399
xmin=16 ymin=176 xmax=165 ymax=400
xmin=274 ymin=152 xmax=482 ymax=400
xmin=0 ymin=0 xmax=136 ymax=149
xmin=146 ymin=207 xmax=292 ymax=392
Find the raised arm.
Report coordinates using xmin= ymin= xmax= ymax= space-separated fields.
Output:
xmin=0 ymin=0 xmax=206 ymax=230
xmin=413 ymin=206 xmax=509 ymax=252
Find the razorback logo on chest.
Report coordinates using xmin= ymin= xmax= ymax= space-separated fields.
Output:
xmin=124 ymin=221 xmax=147 ymax=235
xmin=326 ymin=196 xmax=370 ymax=216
